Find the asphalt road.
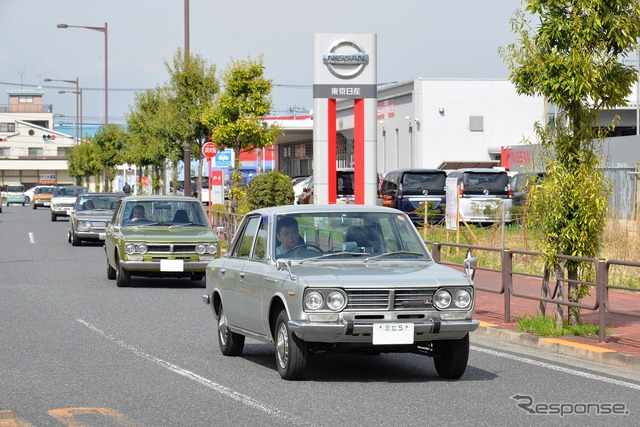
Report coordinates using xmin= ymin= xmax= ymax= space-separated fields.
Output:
xmin=1 ymin=203 xmax=640 ymax=427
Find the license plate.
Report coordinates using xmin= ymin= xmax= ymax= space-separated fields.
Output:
xmin=372 ymin=323 xmax=414 ymax=345
xmin=44 ymin=202 xmax=50 ymax=206
xmin=161 ymin=259 xmax=184 ymax=272
xmin=98 ymin=233 xmax=106 ymax=240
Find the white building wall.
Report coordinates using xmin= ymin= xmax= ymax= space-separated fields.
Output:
xmin=417 ymin=79 xmax=546 ymax=169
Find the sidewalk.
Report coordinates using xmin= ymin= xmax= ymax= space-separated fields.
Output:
xmin=470 ymin=270 xmax=640 ymax=372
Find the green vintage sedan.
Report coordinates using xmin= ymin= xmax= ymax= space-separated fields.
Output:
xmin=203 ymin=204 xmax=479 ymax=381
xmin=104 ymin=195 xmax=219 ymax=287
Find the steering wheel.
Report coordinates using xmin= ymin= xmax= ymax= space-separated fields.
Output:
xmin=287 ymin=243 xmax=323 ymax=254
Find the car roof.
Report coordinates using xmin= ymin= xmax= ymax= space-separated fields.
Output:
xmin=248 ymin=204 xmax=403 ymax=217
xmin=120 ymin=195 xmax=203 ymax=202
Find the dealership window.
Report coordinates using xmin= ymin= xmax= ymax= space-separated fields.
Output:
xmin=0 ymin=122 xmax=16 ymax=132
xmin=0 ymin=147 xmax=9 ymax=157
xmin=57 ymin=147 xmax=67 ymax=156
xmin=28 ymin=147 xmax=43 ymax=156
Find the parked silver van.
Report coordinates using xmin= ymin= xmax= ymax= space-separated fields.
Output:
xmin=447 ymin=168 xmax=512 ymax=224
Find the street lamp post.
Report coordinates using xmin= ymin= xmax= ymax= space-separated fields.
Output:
xmin=58 ymin=22 xmax=109 ymax=190
xmin=183 ymin=0 xmax=192 ymax=197
xmin=44 ymin=77 xmax=79 ymax=142
xmin=57 ymin=22 xmax=108 ymax=126
xmin=59 ymin=89 xmax=83 ymax=144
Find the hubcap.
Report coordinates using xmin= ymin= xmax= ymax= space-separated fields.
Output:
xmin=276 ymin=323 xmax=289 ymax=368
xmin=218 ymin=311 xmax=228 ymax=345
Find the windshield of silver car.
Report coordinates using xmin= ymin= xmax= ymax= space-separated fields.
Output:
xmin=273 ymin=212 xmax=431 ymax=261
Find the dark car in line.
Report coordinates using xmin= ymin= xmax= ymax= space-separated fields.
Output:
xmin=380 ymin=169 xmax=447 ymax=224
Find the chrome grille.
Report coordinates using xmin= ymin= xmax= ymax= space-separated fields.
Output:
xmin=394 ymin=289 xmax=434 ymax=309
xmin=345 ymin=289 xmax=434 ymax=311
xmin=145 ymin=244 xmax=198 ymax=254
xmin=346 ymin=290 xmax=390 ymax=310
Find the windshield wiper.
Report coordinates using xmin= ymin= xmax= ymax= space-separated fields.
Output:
xmin=364 ymin=251 xmax=427 ymax=262
xmin=299 ymin=251 xmax=370 ymax=263
xmin=170 ymin=222 xmax=203 ymax=227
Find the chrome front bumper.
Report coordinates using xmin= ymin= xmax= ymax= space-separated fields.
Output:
xmin=288 ymin=318 xmax=479 ymax=343
xmin=120 ymin=259 xmax=210 ymax=272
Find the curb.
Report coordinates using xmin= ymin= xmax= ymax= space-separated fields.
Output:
xmin=475 ymin=321 xmax=640 ymax=372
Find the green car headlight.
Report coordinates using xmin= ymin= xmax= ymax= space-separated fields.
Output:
xmin=137 ymin=243 xmax=148 ymax=254
xmin=208 ymin=242 xmax=218 ymax=254
xmin=124 ymin=242 xmax=137 ymax=254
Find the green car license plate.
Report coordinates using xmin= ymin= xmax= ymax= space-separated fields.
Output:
xmin=372 ymin=323 xmax=414 ymax=345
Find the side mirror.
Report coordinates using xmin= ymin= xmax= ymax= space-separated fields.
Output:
xmin=463 ymin=251 xmax=477 ymax=279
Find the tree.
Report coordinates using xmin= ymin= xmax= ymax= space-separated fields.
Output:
xmin=165 ymin=49 xmax=219 ymax=197
xmin=246 ymin=171 xmax=294 ymax=210
xmin=91 ymin=124 xmax=128 ymax=191
xmin=499 ymin=0 xmax=640 ymax=325
xmin=201 ymin=56 xmax=284 ymax=214
xmin=126 ymin=87 xmax=183 ymax=194
xmin=66 ymin=138 xmax=103 ymax=187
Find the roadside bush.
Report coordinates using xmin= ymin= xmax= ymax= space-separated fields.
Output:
xmin=246 ymin=171 xmax=294 ymax=210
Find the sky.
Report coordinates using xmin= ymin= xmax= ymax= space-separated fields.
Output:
xmin=1 ymin=0 xmax=521 ymax=125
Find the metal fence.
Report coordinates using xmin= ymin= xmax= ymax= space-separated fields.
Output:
xmin=430 ymin=241 xmax=640 ymax=343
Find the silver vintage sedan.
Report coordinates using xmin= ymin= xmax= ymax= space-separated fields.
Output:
xmin=68 ymin=192 xmax=125 ymax=246
xmin=202 ymin=204 xmax=478 ymax=380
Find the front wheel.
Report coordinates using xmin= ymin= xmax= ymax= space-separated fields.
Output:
xmin=71 ymin=229 xmax=81 ymax=246
xmin=432 ymin=334 xmax=470 ymax=379
xmin=115 ymin=253 xmax=131 ymax=287
xmin=51 ymin=213 xmax=57 ymax=222
xmin=217 ymin=304 xmax=245 ymax=356
xmin=275 ymin=310 xmax=308 ymax=380
xmin=106 ymin=258 xmax=116 ymax=280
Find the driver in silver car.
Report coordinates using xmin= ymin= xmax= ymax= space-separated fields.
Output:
xmin=275 ymin=216 xmax=302 ymax=256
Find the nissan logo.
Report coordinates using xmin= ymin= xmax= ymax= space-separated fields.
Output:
xmin=422 ymin=190 xmax=429 ymax=196
xmin=483 ymin=189 xmax=490 ymax=195
xmin=323 ymin=39 xmax=369 ymax=79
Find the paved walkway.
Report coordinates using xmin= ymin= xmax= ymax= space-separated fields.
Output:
xmin=470 ymin=268 xmax=640 ymax=371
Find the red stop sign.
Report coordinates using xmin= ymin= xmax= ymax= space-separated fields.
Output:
xmin=202 ymin=142 xmax=218 ymax=158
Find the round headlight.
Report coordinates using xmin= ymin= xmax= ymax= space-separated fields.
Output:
xmin=433 ymin=290 xmax=452 ymax=309
xmin=304 ymin=291 xmax=324 ymax=310
xmin=137 ymin=243 xmax=148 ymax=254
xmin=196 ymin=243 xmax=207 ymax=254
xmin=208 ymin=242 xmax=218 ymax=254
xmin=124 ymin=242 xmax=136 ymax=254
xmin=453 ymin=289 xmax=472 ymax=308
xmin=326 ymin=291 xmax=346 ymax=311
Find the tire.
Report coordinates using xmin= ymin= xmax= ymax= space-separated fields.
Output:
xmin=115 ymin=253 xmax=131 ymax=287
xmin=433 ymin=334 xmax=470 ymax=380
xmin=67 ymin=230 xmax=71 ymax=244
xmin=32 ymin=203 xmax=37 ymax=210
xmin=51 ymin=213 xmax=57 ymax=222
xmin=71 ymin=228 xmax=81 ymax=246
xmin=25 ymin=197 xmax=30 ymax=203
xmin=275 ymin=310 xmax=308 ymax=380
xmin=217 ymin=304 xmax=245 ymax=356
xmin=106 ymin=258 xmax=116 ymax=280
xmin=190 ymin=272 xmax=205 ymax=281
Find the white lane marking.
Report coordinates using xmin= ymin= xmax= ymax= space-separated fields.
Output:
xmin=29 ymin=232 xmax=36 ymax=244
xmin=471 ymin=345 xmax=640 ymax=391
xmin=77 ymin=319 xmax=313 ymax=426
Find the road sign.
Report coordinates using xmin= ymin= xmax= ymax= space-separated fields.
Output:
xmin=202 ymin=142 xmax=218 ymax=158
xmin=214 ymin=149 xmax=233 ymax=167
